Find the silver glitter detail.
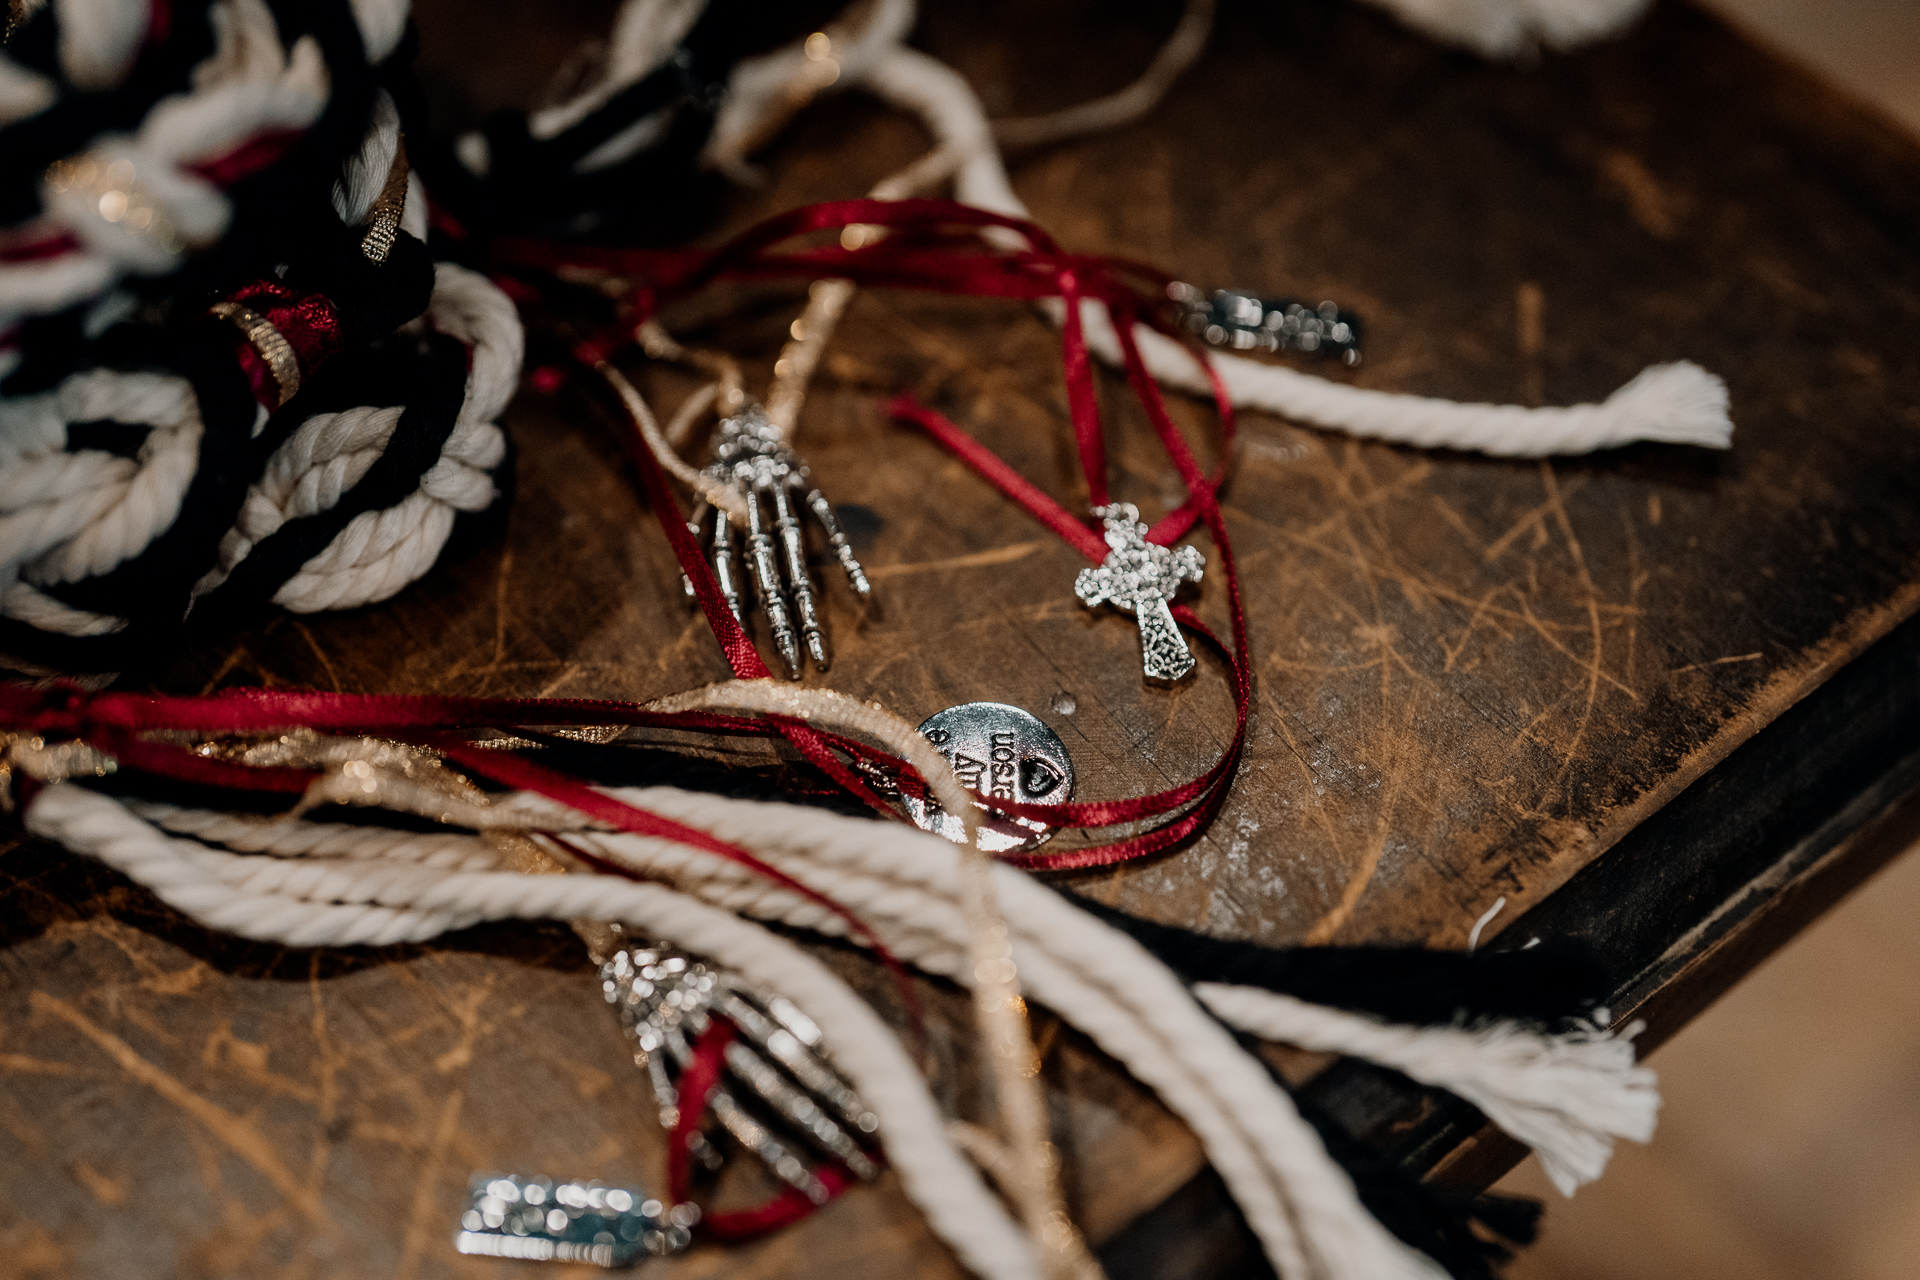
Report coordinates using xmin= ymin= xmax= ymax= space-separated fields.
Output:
xmin=1168 ymin=282 xmax=1363 ymax=366
xmin=453 ymin=1173 xmax=675 ymax=1267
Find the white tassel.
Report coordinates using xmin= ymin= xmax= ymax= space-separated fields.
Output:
xmin=1194 ymin=983 xmax=1660 ymax=1195
xmin=1354 ymin=0 xmax=1652 ymax=59
xmin=1590 ymin=360 xmax=1733 ymax=450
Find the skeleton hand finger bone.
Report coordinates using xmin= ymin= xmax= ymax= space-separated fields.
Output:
xmin=689 ymin=404 xmax=870 ymax=677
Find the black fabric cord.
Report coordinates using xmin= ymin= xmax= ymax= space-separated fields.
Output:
xmin=163 ymin=0 xmax=381 ymax=309
xmin=1061 ymin=890 xmax=1608 ymax=1028
xmin=280 ymin=228 xmax=439 ymax=348
xmin=64 ymin=419 xmax=153 ymax=460
xmin=1297 ymin=1092 xmax=1540 ymax=1280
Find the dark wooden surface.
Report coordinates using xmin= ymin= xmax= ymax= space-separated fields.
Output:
xmin=5 ymin=1 xmax=1920 ymax=1276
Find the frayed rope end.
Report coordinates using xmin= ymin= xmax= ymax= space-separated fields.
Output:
xmin=1601 ymin=361 xmax=1733 ymax=451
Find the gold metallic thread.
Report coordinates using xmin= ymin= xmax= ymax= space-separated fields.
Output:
xmin=209 ymin=301 xmax=302 ymax=407
xmin=359 ymin=135 xmax=410 ymax=263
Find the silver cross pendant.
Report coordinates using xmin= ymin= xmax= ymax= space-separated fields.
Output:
xmin=1073 ymin=502 xmax=1206 ymax=683
xmin=688 ymin=403 xmax=870 ymax=678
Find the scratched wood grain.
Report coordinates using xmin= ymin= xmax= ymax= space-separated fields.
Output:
xmin=4 ymin=1 xmax=1920 ymax=1277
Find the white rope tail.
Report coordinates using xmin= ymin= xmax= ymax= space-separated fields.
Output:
xmin=1356 ymin=0 xmax=1654 ymax=59
xmin=1194 ymin=983 xmax=1660 ymax=1196
xmin=1104 ymin=311 xmax=1733 ymax=457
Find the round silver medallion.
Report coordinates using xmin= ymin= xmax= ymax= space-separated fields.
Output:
xmin=904 ymin=702 xmax=1074 ymax=852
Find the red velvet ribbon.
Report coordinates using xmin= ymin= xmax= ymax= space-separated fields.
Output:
xmin=218 ymin=280 xmax=347 ymax=398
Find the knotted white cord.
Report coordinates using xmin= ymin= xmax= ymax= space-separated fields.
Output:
xmin=0 ymin=368 xmax=202 ymax=634
xmin=9 ymin=0 xmax=333 ymax=321
xmin=5 ymin=3 xmax=517 ymax=657
xmin=991 ymin=0 xmax=1217 ymax=150
xmin=189 ymin=261 xmax=519 ymax=613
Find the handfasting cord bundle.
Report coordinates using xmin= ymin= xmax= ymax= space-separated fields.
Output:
xmin=0 ymin=1 xmax=1699 ymax=1277
xmin=0 ymin=0 xmax=520 ymax=679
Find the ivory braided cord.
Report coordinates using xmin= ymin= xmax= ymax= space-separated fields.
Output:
xmin=665 ymin=382 xmax=719 ymax=450
xmin=128 ymin=802 xmax=506 ymax=869
xmin=647 ymin=83 xmax=974 ymax=453
xmin=990 ymin=0 xmax=1216 ymax=150
xmin=597 ymin=361 xmax=750 ymax=521
xmin=25 ymin=781 xmax=1043 ymax=1280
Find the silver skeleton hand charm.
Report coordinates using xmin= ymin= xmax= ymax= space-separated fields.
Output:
xmin=1074 ymin=502 xmax=1206 ymax=682
xmin=686 ymin=403 xmax=870 ymax=678
xmin=601 ymin=943 xmax=881 ymax=1204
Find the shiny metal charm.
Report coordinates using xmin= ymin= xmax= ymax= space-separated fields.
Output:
xmin=1168 ymin=281 xmax=1362 ymax=365
xmin=690 ymin=403 xmax=870 ymax=678
xmin=904 ymin=702 xmax=1075 ymax=853
xmin=601 ymin=943 xmax=880 ymax=1203
xmin=1075 ymin=503 xmax=1206 ymax=683
xmin=453 ymin=1173 xmax=688 ymax=1267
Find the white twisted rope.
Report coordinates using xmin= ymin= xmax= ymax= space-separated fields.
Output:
xmin=11 ymin=0 xmax=331 ymax=318
xmin=28 ymin=781 xmax=1044 ymax=1280
xmin=563 ymin=786 xmax=1443 ymax=1280
xmin=0 ymin=368 xmax=203 ymax=634
xmin=95 ymin=775 xmax=1658 ymax=1278
xmin=190 ymin=261 xmax=518 ymax=613
xmin=1195 ymin=983 xmax=1658 ymax=1196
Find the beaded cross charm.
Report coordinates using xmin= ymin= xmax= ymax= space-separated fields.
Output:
xmin=1073 ymin=502 xmax=1205 ymax=682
